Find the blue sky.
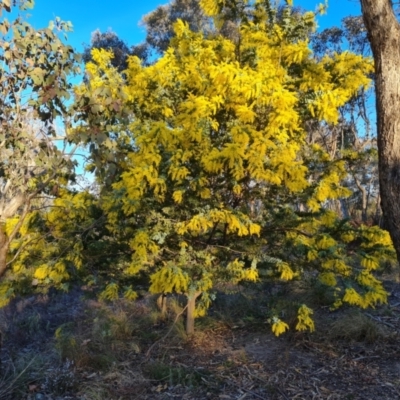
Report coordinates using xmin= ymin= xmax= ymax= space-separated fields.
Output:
xmin=13 ymin=0 xmax=365 ymax=177
xmin=25 ymin=0 xmax=362 ymax=54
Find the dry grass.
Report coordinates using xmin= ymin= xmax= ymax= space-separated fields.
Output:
xmin=328 ymin=310 xmax=390 ymax=343
xmin=0 ymin=353 xmax=45 ymax=400
xmin=0 ymin=280 xmax=399 ymax=399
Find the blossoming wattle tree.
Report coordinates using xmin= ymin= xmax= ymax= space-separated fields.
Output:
xmin=74 ymin=0 xmax=394 ymax=335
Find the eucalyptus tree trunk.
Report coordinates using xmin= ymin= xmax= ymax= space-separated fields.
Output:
xmin=361 ymin=0 xmax=400 ymax=261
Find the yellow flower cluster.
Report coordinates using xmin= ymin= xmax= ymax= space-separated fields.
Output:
xmin=296 ymin=305 xmax=315 ymax=332
xmin=343 ymin=287 xmax=387 ymax=309
xmin=272 ymin=317 xmax=290 ymax=337
xmin=149 ymin=265 xmax=190 ymax=294
xmin=278 ymin=262 xmax=295 ymax=281
xmin=226 ymin=258 xmax=259 ymax=283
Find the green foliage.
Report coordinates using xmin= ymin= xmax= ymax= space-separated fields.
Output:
xmin=55 ymin=323 xmax=79 ymax=360
xmin=141 ymin=0 xmax=212 ymax=55
xmin=0 ymin=0 xmax=81 ymax=287
xmin=144 ymin=362 xmax=208 ymax=387
xmin=0 ymin=189 xmax=109 ymax=303
xmin=53 ymin=311 xmax=137 ymax=370
xmin=0 ymin=353 xmax=44 ymax=400
xmin=83 ymin=29 xmax=132 ymax=71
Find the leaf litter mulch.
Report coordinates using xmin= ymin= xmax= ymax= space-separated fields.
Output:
xmin=138 ymin=322 xmax=400 ymax=400
xmin=0 ymin=281 xmax=400 ymax=400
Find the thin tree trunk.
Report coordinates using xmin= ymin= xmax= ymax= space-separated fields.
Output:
xmin=375 ymin=193 xmax=383 ymax=227
xmin=353 ymin=176 xmax=368 ymax=222
xmin=340 ymin=198 xmax=350 ymax=220
xmin=0 ymin=199 xmax=31 ymax=279
xmin=361 ymin=0 xmax=400 ymax=260
xmin=0 ymin=229 xmax=8 ymax=278
xmin=186 ymin=291 xmax=201 ymax=335
xmin=157 ymin=294 xmax=167 ymax=317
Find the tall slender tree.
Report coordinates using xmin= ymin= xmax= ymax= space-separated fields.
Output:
xmin=360 ymin=0 xmax=400 ymax=260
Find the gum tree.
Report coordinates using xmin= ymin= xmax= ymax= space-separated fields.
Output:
xmin=360 ymin=0 xmax=400 ymax=261
xmin=0 ymin=0 xmax=80 ymax=279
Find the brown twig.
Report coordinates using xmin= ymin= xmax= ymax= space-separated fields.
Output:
xmin=229 ymin=378 xmax=278 ymax=400
xmin=365 ymin=313 xmax=396 ymax=329
xmin=243 ymin=365 xmax=290 ymax=400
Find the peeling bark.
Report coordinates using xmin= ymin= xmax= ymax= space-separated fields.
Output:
xmin=0 ymin=193 xmax=25 ymax=222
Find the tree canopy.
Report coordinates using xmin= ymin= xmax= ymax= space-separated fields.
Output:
xmin=0 ymin=0 xmax=80 ymax=296
xmin=71 ymin=0 xmax=395 ymax=334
